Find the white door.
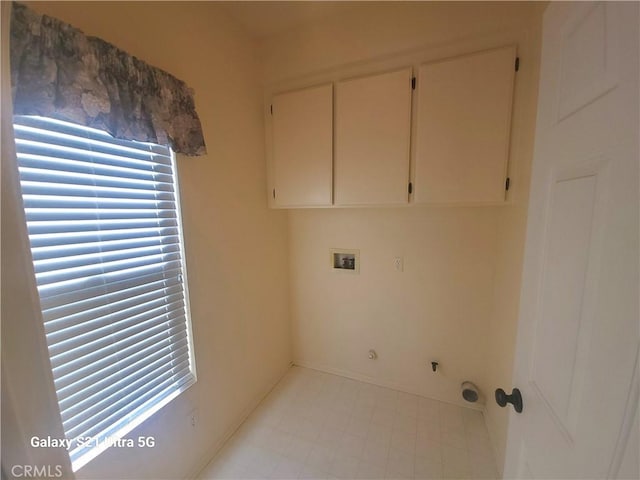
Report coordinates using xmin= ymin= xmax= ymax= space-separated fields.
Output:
xmin=504 ymin=2 xmax=639 ymax=479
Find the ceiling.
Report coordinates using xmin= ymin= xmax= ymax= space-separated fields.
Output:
xmin=219 ymin=1 xmax=359 ymax=39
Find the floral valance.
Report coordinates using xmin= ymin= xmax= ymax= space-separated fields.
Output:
xmin=9 ymin=2 xmax=206 ymax=156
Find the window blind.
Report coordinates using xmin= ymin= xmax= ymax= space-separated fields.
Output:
xmin=13 ymin=115 xmax=196 ymax=471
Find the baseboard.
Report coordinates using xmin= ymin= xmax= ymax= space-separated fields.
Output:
xmin=293 ymin=360 xmax=484 ymax=412
xmin=186 ymin=361 xmax=294 ymax=480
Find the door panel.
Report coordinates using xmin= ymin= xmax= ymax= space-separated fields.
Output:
xmin=557 ymin=3 xmax=619 ymax=120
xmin=414 ymin=46 xmax=516 ymax=204
xmin=530 ymin=160 xmax=609 ymax=439
xmin=272 ymin=84 xmax=333 ymax=207
xmin=334 ymin=68 xmax=412 ymax=206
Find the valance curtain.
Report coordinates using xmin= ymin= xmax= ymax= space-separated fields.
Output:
xmin=9 ymin=2 xmax=206 ymax=156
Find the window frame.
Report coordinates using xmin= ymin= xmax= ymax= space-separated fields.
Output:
xmin=13 ymin=115 xmax=197 ymax=472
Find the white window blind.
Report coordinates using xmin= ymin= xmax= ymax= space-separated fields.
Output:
xmin=13 ymin=115 xmax=196 ymax=472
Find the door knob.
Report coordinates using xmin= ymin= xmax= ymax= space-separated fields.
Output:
xmin=495 ymin=387 xmax=523 ymax=413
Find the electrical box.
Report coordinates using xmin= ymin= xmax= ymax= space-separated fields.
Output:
xmin=330 ymin=249 xmax=360 ymax=273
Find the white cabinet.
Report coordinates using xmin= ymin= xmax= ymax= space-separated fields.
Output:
xmin=414 ymin=46 xmax=517 ymax=203
xmin=271 ymin=84 xmax=333 ymax=207
xmin=267 ymin=46 xmax=518 ymax=208
xmin=334 ymin=68 xmax=413 ymax=206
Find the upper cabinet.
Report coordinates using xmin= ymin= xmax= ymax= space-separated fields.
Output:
xmin=266 ymin=45 xmax=518 ymax=208
xmin=334 ymin=68 xmax=413 ymax=206
xmin=271 ymin=84 xmax=333 ymax=207
xmin=413 ymin=46 xmax=517 ymax=204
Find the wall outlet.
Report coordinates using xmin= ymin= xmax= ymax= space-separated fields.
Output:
xmin=187 ymin=408 xmax=198 ymax=429
xmin=394 ymin=256 xmax=403 ymax=272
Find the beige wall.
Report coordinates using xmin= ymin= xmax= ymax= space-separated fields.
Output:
xmin=287 ymin=207 xmax=500 ymax=403
xmin=259 ymin=2 xmax=543 ymax=472
xmin=1 ymin=2 xmax=291 ymax=479
xmin=2 ymin=2 xmax=543 ymax=478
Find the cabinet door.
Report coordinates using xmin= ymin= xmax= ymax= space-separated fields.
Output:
xmin=414 ymin=46 xmax=516 ymax=203
xmin=335 ymin=68 xmax=412 ymax=205
xmin=272 ymin=84 xmax=333 ymax=207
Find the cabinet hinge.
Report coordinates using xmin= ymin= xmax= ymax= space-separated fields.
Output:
xmin=408 ymin=182 xmax=413 ymax=194
xmin=411 ymin=77 xmax=416 ymax=90
xmin=272 ymin=188 xmax=276 ymax=199
xmin=515 ymin=57 xmax=520 ymax=72
xmin=270 ymin=104 xmax=273 ymax=115
xmin=505 ymin=177 xmax=511 ymax=191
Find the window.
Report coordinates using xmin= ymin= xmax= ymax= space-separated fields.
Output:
xmin=13 ymin=116 xmax=196 ymax=471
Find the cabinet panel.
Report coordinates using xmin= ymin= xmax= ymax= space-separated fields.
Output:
xmin=335 ymin=68 xmax=412 ymax=205
xmin=414 ymin=46 xmax=516 ymax=203
xmin=272 ymin=84 xmax=333 ymax=207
